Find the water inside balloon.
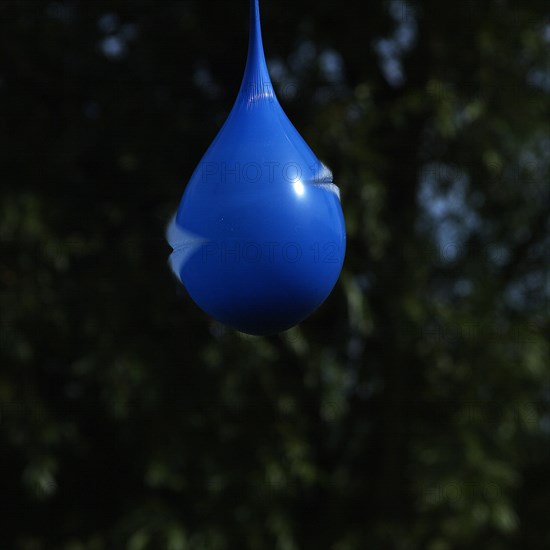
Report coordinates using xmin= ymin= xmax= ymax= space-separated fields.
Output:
xmin=167 ymin=0 xmax=346 ymax=335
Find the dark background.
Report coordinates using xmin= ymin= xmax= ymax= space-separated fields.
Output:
xmin=1 ymin=0 xmax=549 ymax=548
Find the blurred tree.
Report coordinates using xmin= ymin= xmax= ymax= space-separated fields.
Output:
xmin=0 ymin=0 xmax=548 ymax=549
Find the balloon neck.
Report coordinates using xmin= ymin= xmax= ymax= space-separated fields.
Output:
xmin=239 ymin=0 xmax=275 ymax=103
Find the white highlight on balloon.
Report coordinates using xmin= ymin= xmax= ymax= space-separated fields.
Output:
xmin=293 ymin=179 xmax=305 ymax=197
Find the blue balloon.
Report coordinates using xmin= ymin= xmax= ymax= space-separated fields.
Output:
xmin=167 ymin=0 xmax=346 ymax=335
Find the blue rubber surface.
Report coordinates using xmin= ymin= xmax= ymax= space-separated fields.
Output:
xmin=167 ymin=0 xmax=346 ymax=335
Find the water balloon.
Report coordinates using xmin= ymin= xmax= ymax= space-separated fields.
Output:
xmin=167 ymin=0 xmax=346 ymax=335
